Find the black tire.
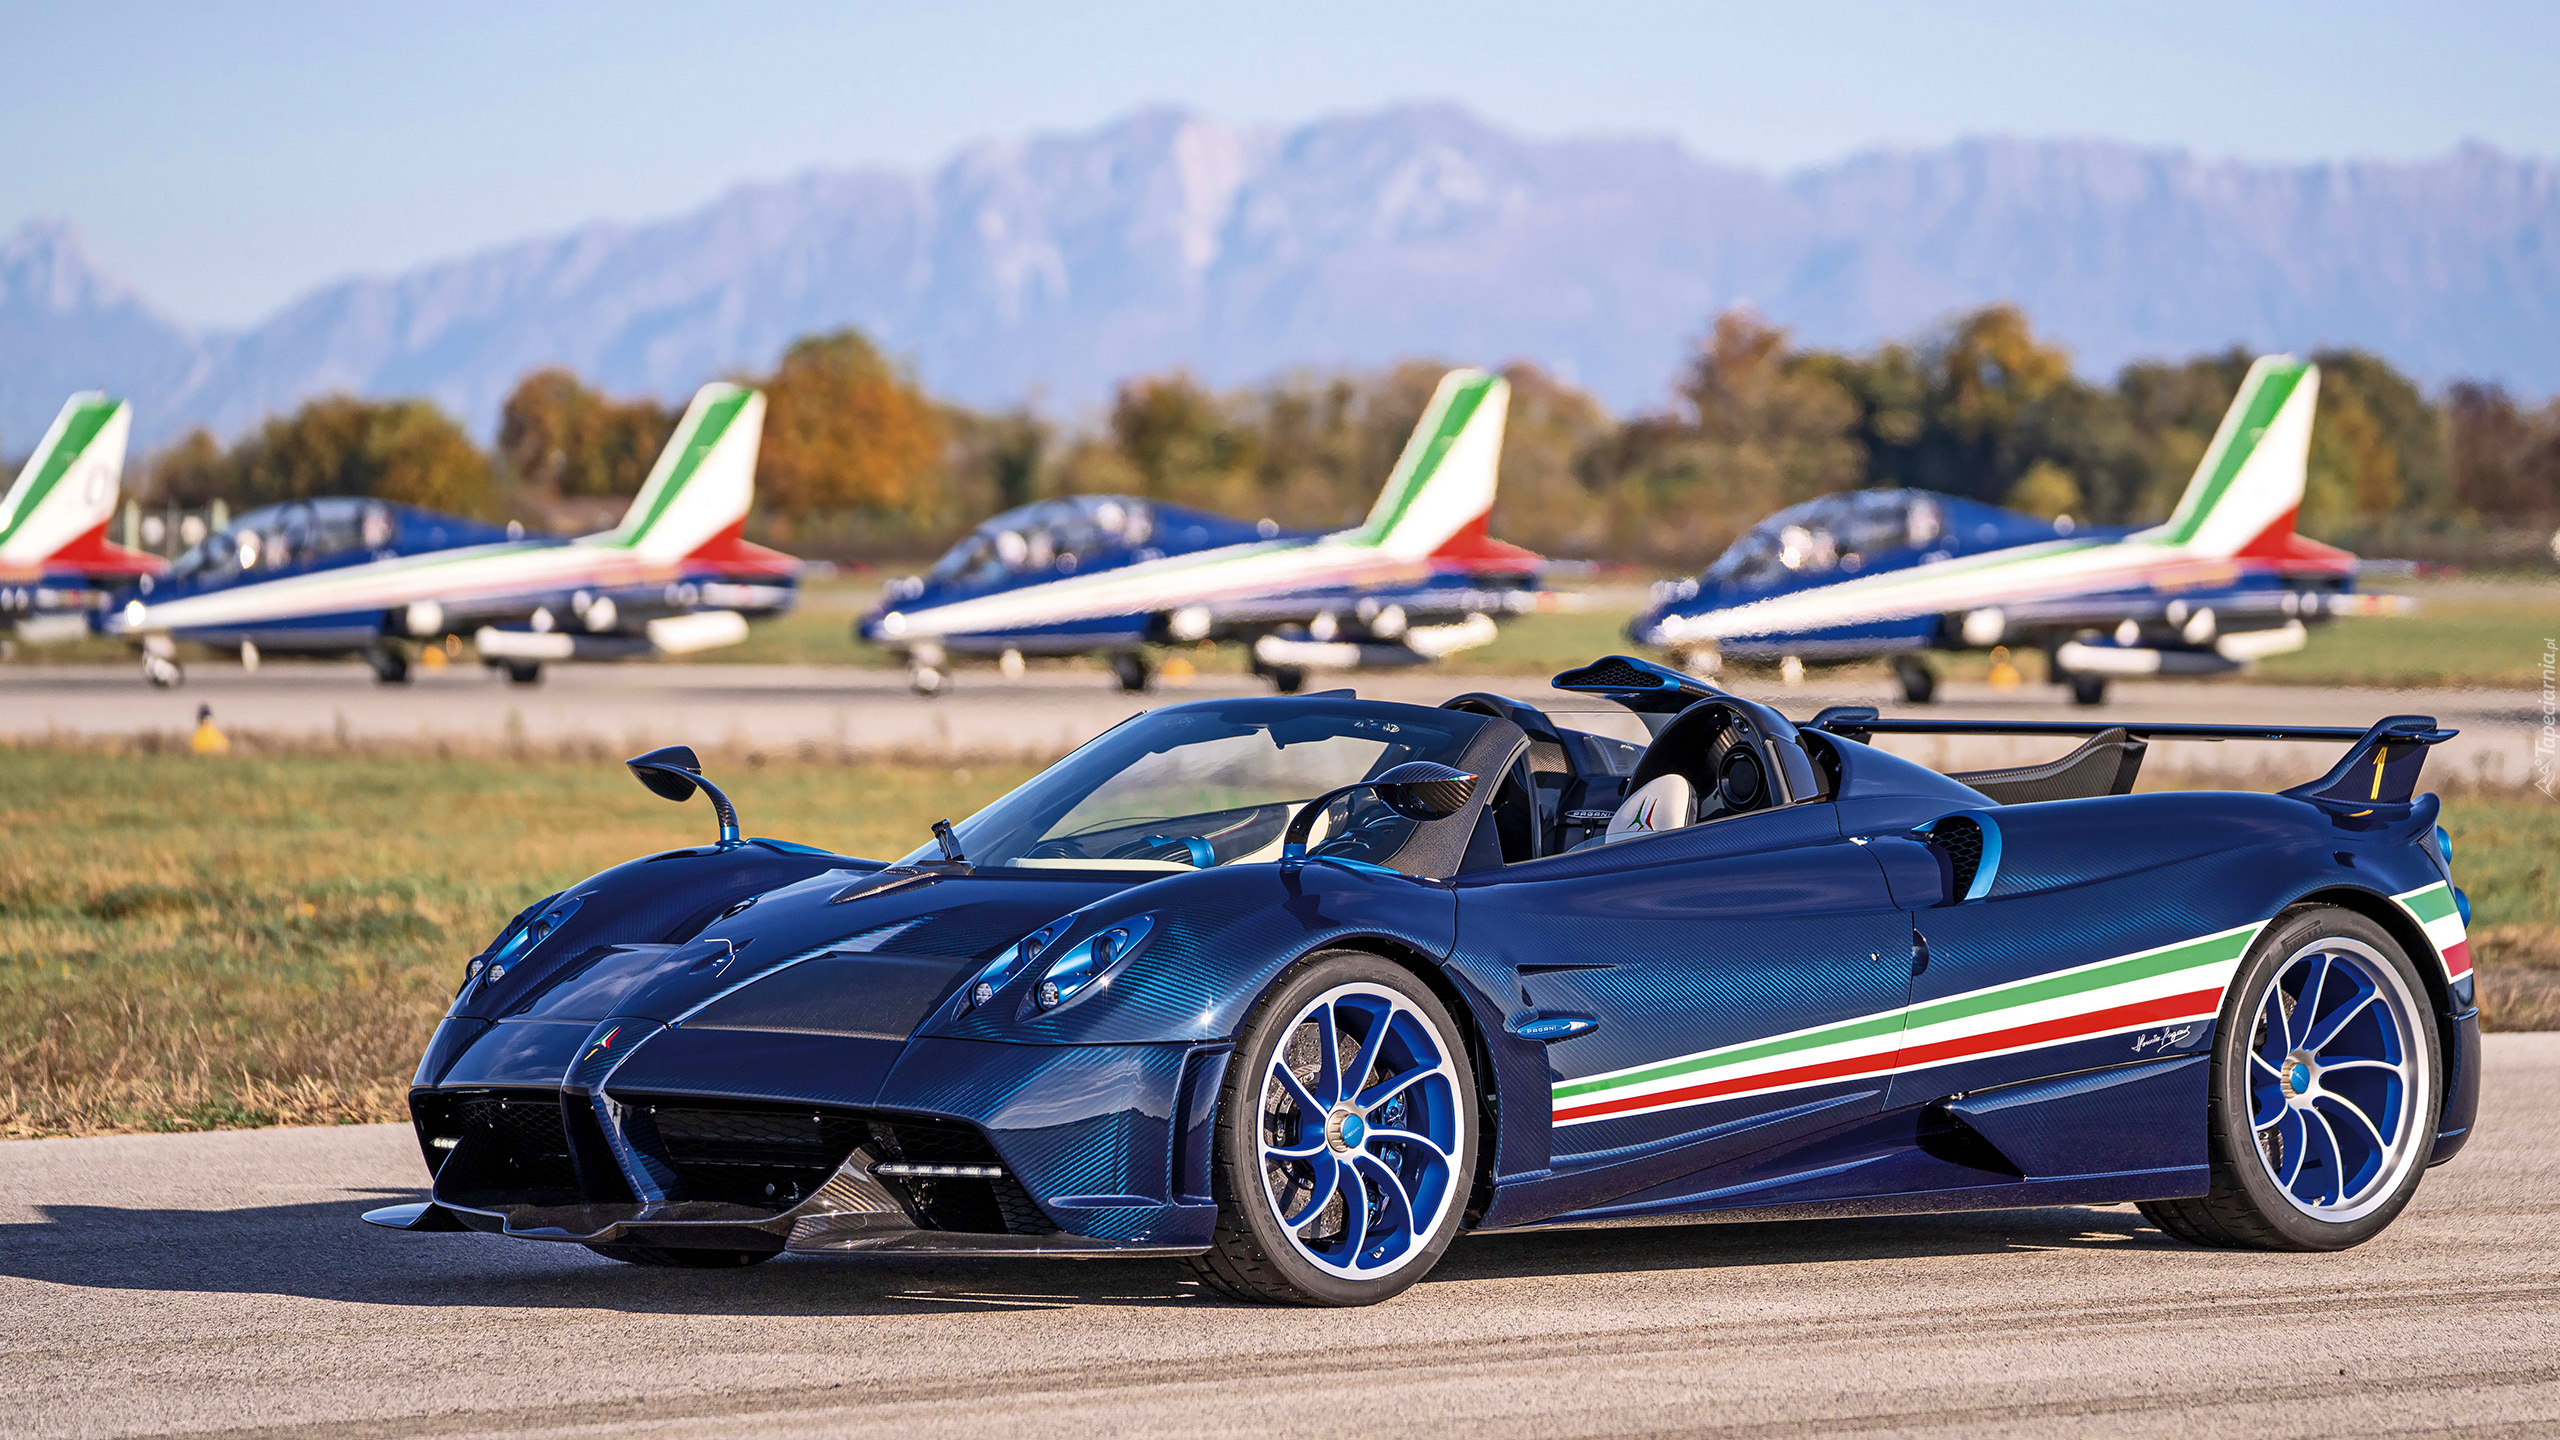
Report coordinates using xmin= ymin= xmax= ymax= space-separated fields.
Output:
xmin=2068 ymin=673 xmax=2107 ymax=706
xmin=1184 ymin=951 xmax=1478 ymax=1306
xmin=584 ymin=1242 xmax=776 ymax=1268
xmin=504 ymin=660 xmax=543 ymax=686
xmin=1110 ymin=650 xmax=1152 ymax=693
xmin=364 ymin=644 xmax=410 ymax=684
xmin=1892 ymin=654 xmax=1937 ymax=704
xmin=2139 ymin=905 xmax=2438 ymax=1251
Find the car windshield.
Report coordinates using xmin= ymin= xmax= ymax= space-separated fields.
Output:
xmin=902 ymin=698 xmax=1492 ymax=873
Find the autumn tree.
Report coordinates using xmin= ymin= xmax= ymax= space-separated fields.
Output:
xmin=142 ymin=428 xmax=230 ymax=506
xmin=497 ymin=368 xmax=678 ymax=498
xmin=223 ymin=395 xmax=497 ymax=516
xmin=755 ymin=329 xmax=946 ymax=518
xmin=1101 ymin=372 xmax=1260 ymax=513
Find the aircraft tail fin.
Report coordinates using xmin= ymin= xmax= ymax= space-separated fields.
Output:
xmin=1341 ymin=369 xmax=1510 ymax=558
xmin=595 ymin=383 xmax=765 ymax=561
xmin=2156 ymin=356 xmax=2320 ymax=558
xmin=0 ymin=393 xmax=132 ymax=567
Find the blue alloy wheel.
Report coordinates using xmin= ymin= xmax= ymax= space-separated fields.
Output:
xmin=2246 ymin=936 xmax=2426 ymax=1223
xmin=2140 ymin=906 xmax=2438 ymax=1251
xmin=1257 ymin=982 xmax=1465 ymax=1280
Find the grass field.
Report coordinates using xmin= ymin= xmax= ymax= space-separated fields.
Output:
xmin=3 ymin=742 xmax=2552 ymax=1138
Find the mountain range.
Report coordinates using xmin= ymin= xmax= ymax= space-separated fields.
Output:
xmin=5 ymin=103 xmax=2558 ymax=448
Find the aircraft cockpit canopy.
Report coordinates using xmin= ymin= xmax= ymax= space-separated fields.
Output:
xmin=167 ymin=498 xmax=398 ymax=582
xmin=1701 ymin=490 xmax=1943 ymax=589
xmin=926 ymin=495 xmax=1157 ymax=590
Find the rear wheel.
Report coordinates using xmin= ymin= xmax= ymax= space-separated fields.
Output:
xmin=2140 ymin=906 xmax=2437 ymax=1250
xmin=584 ymin=1242 xmax=775 ymax=1268
xmin=1185 ymin=952 xmax=1476 ymax=1306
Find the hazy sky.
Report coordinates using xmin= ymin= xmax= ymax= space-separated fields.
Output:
xmin=7 ymin=1 xmax=2554 ymax=328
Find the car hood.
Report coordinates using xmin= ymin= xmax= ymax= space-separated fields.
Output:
xmin=463 ymin=865 xmax=1136 ymax=1032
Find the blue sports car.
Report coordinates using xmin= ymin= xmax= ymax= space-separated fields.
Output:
xmin=369 ymin=656 xmax=2482 ymax=1306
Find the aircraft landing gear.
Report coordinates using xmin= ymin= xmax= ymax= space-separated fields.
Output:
xmin=141 ymin=652 xmax=185 ymax=688
xmin=1110 ymin=650 xmax=1154 ymax=693
xmin=909 ymin=662 xmax=945 ymax=697
xmin=503 ymin=660 xmax=543 ymax=686
xmin=363 ymin=644 xmax=411 ymax=684
xmin=1248 ymin=654 xmax=1305 ymax=694
xmin=2067 ymin=673 xmax=2109 ymax=707
xmin=1891 ymin=654 xmax=1937 ymax=705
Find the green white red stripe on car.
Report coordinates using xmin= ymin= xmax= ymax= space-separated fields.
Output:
xmin=2392 ymin=882 xmax=2471 ymax=980
xmin=1550 ymin=922 xmax=2261 ymax=1127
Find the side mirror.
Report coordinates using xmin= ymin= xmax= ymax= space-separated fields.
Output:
xmin=625 ymin=745 xmax=741 ymax=846
xmin=1280 ymin=761 xmax=1478 ymax=869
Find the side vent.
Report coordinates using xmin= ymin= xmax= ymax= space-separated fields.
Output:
xmin=1916 ymin=812 xmax=2001 ymax=903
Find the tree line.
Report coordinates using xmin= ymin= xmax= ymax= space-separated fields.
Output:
xmin=129 ymin=305 xmax=2560 ymax=566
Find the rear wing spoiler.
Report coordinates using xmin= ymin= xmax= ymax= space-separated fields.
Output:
xmin=1805 ymin=706 xmax=2458 ymax=809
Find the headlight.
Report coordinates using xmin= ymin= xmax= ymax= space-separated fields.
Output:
xmin=462 ymin=892 xmax=581 ymax=991
xmin=1036 ymin=913 xmax=1157 ymax=1010
xmin=967 ymin=919 xmax=1069 ymax=1009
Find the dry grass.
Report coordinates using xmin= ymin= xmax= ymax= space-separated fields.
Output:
xmin=0 ymin=743 xmax=1040 ymax=1137
xmin=2 ymin=741 xmax=2551 ymax=1138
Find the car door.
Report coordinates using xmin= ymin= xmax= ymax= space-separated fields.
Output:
xmin=1452 ymin=803 xmax=1914 ymax=1184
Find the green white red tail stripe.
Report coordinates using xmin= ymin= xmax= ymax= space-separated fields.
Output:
xmin=0 ymin=393 xmax=130 ymax=573
xmin=2392 ymin=882 xmax=2470 ymax=980
xmin=1551 ymin=922 xmax=2262 ymax=1127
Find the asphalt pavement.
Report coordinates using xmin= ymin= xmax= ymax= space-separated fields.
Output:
xmin=3 ymin=1033 xmax=2555 ymax=1439
xmin=3 ymin=660 xmax=2547 ymax=785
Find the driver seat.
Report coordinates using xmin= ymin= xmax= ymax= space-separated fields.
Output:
xmin=1602 ymin=773 xmax=1695 ymax=844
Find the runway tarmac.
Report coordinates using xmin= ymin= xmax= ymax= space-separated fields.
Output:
xmin=3 ymin=1033 xmax=2554 ymax=1438
xmin=3 ymin=658 xmax=2546 ymax=786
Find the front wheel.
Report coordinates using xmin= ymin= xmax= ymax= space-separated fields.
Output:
xmin=2140 ymin=905 xmax=2438 ymax=1251
xmin=1185 ymin=952 xmax=1477 ymax=1306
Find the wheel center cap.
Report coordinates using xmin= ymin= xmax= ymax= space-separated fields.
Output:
xmin=2283 ymin=1057 xmax=2314 ymax=1099
xmin=1327 ymin=1108 xmax=1366 ymax=1153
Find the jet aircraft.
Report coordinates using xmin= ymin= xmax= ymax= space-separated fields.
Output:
xmin=1631 ymin=356 xmax=2404 ymax=705
xmin=1 ymin=393 xmax=161 ymax=646
xmin=860 ymin=369 xmax=1546 ymax=693
xmin=100 ymin=382 xmax=796 ymax=686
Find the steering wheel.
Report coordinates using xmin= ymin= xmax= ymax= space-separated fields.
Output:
xmin=1106 ymin=834 xmax=1214 ymax=867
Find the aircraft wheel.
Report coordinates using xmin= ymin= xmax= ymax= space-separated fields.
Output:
xmin=2067 ymin=673 xmax=2108 ymax=707
xmin=1267 ymin=666 xmax=1306 ymax=695
xmin=1891 ymin=655 xmax=1937 ymax=704
xmin=909 ymin=663 xmax=945 ymax=697
xmin=1111 ymin=650 xmax=1153 ymax=693
xmin=503 ymin=660 xmax=543 ymax=686
xmin=142 ymin=653 xmax=185 ymax=688
xmin=1185 ymin=952 xmax=1477 ymax=1306
xmin=364 ymin=645 xmax=411 ymax=685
